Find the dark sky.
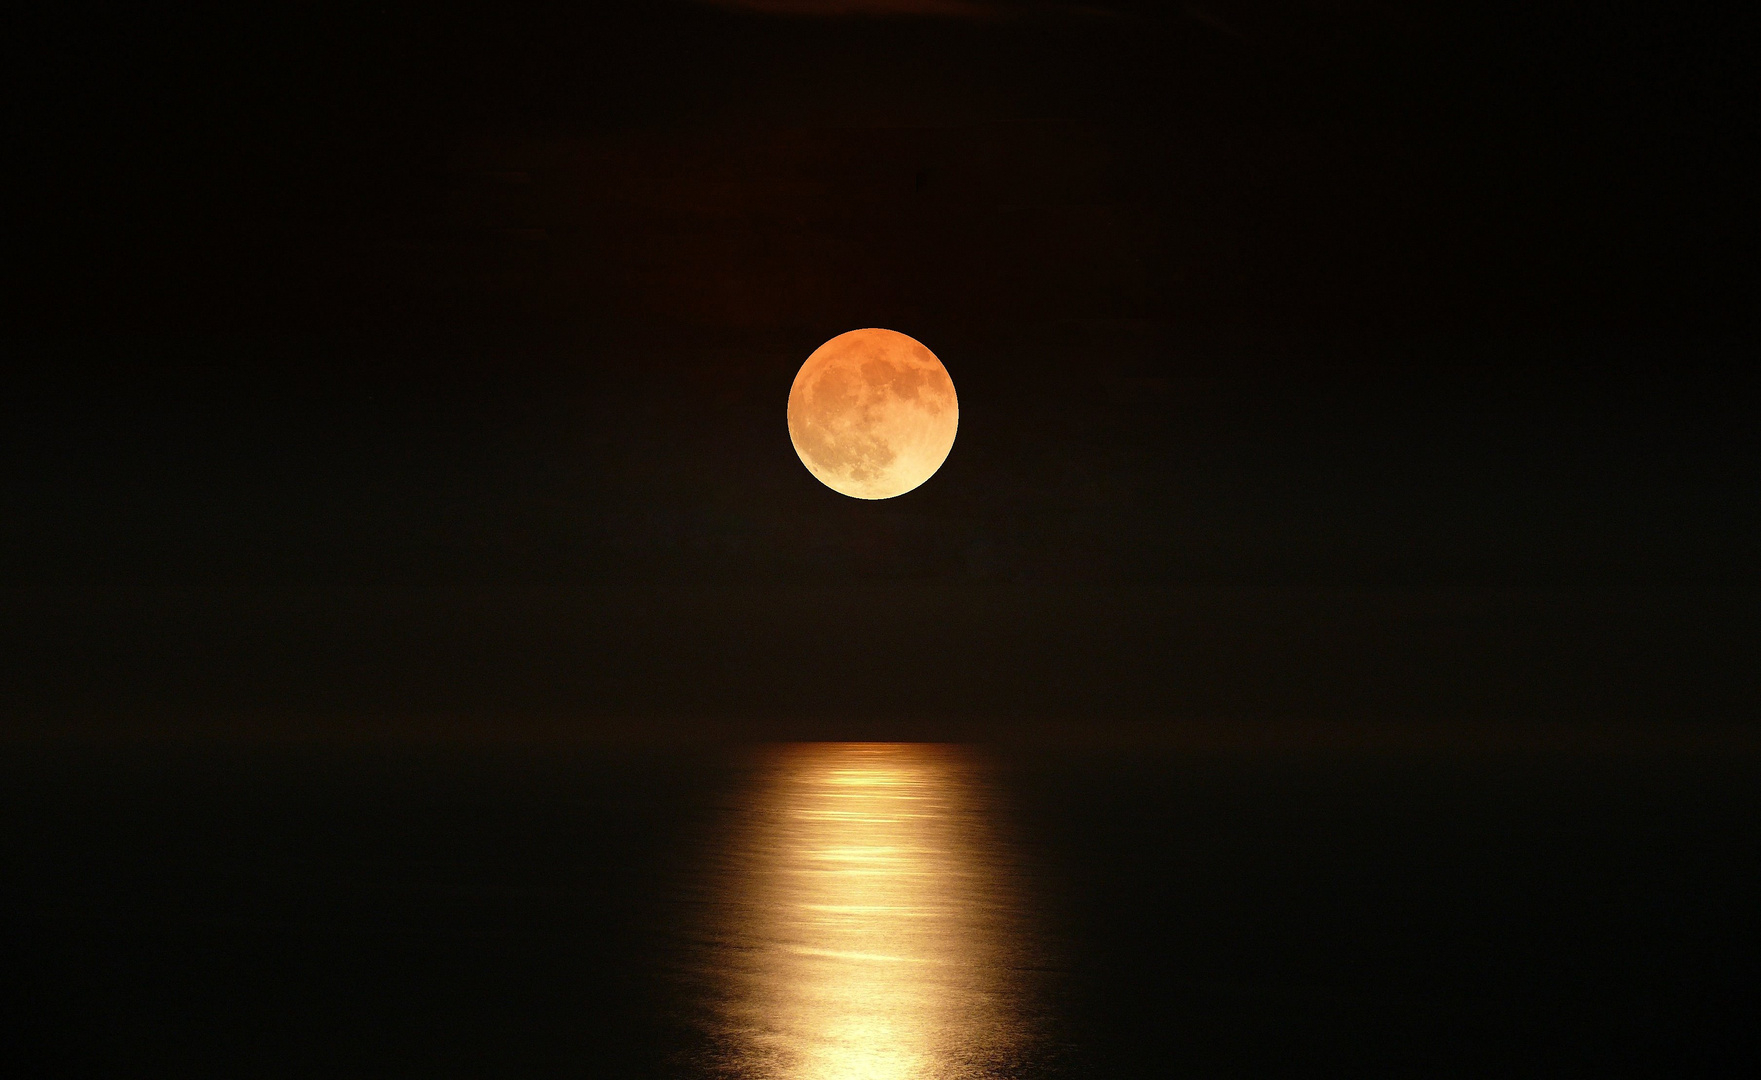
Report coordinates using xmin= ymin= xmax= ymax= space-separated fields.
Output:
xmin=5 ymin=1 xmax=1758 ymax=736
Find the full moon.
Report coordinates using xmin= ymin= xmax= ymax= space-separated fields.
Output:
xmin=787 ymin=328 xmax=959 ymax=500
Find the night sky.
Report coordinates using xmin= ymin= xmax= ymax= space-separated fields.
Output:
xmin=7 ymin=1 xmax=1758 ymax=739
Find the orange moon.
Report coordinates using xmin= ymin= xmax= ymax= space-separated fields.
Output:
xmin=786 ymin=328 xmax=959 ymax=500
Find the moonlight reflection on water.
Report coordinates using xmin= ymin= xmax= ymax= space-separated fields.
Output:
xmin=693 ymin=743 xmax=1045 ymax=1080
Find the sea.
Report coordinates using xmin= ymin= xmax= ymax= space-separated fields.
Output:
xmin=4 ymin=737 xmax=1758 ymax=1077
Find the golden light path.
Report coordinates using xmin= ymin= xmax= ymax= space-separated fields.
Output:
xmin=699 ymin=743 xmax=1039 ymax=1080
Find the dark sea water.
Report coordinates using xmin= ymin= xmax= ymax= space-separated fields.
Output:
xmin=4 ymin=739 xmax=1759 ymax=1078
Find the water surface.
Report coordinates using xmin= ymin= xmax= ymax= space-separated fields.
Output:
xmin=4 ymin=738 xmax=1759 ymax=1077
